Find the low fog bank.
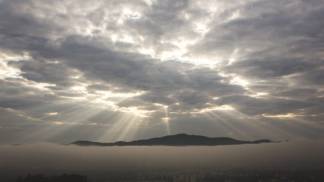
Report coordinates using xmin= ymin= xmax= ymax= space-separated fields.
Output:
xmin=0 ymin=140 xmax=323 ymax=180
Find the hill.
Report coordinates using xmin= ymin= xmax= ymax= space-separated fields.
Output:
xmin=71 ymin=133 xmax=273 ymax=146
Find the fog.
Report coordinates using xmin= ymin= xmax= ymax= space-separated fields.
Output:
xmin=0 ymin=140 xmax=324 ymax=180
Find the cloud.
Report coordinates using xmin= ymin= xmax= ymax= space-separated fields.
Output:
xmin=215 ymin=95 xmax=313 ymax=116
xmin=0 ymin=0 xmax=324 ymax=143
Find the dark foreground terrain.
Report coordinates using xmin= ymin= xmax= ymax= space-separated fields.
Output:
xmin=1 ymin=141 xmax=323 ymax=182
xmin=16 ymin=174 xmax=87 ymax=182
xmin=15 ymin=170 xmax=324 ymax=182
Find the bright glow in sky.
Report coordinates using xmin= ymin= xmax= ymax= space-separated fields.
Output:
xmin=0 ymin=0 xmax=324 ymax=144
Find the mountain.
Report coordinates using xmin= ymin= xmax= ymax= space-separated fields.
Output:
xmin=71 ymin=133 xmax=273 ymax=146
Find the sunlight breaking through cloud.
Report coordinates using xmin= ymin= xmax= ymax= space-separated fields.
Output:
xmin=0 ymin=0 xmax=324 ymax=143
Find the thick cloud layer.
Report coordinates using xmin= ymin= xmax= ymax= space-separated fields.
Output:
xmin=0 ymin=0 xmax=324 ymax=143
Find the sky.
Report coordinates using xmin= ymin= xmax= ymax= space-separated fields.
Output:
xmin=0 ymin=0 xmax=324 ymax=144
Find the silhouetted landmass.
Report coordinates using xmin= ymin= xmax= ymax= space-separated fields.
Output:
xmin=71 ymin=133 xmax=273 ymax=146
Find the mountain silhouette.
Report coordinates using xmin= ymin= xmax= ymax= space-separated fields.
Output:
xmin=71 ymin=133 xmax=273 ymax=146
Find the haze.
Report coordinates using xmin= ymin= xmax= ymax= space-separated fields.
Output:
xmin=0 ymin=141 xmax=324 ymax=180
xmin=1 ymin=1 xmax=324 ymax=181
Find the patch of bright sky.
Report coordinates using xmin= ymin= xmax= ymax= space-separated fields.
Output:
xmin=229 ymin=75 xmax=250 ymax=88
xmin=0 ymin=52 xmax=30 ymax=79
xmin=46 ymin=112 xmax=59 ymax=116
xmin=192 ymin=105 xmax=235 ymax=114
xmin=262 ymin=113 xmax=303 ymax=119
xmin=0 ymin=1 xmax=260 ymax=120
xmin=66 ymin=83 xmax=150 ymax=117
xmin=65 ymin=0 xmax=248 ymax=70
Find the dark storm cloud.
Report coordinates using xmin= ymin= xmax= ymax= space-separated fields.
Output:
xmin=296 ymin=67 xmax=324 ymax=86
xmin=0 ymin=1 xmax=57 ymax=36
xmin=1 ymin=30 xmax=244 ymax=111
xmin=10 ymin=59 xmax=80 ymax=87
xmin=0 ymin=79 xmax=58 ymax=110
xmin=0 ymin=0 xmax=324 ymax=143
xmin=225 ymin=57 xmax=317 ymax=79
xmin=192 ymin=0 xmax=324 ymax=58
xmin=215 ymin=95 xmax=313 ymax=116
xmin=189 ymin=0 xmax=324 ymax=121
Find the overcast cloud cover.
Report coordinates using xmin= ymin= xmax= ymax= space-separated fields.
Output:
xmin=0 ymin=0 xmax=324 ymax=144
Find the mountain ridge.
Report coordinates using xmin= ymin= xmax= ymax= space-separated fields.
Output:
xmin=71 ymin=133 xmax=273 ymax=146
